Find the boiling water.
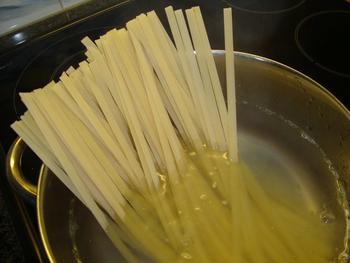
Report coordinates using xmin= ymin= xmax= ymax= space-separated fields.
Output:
xmin=110 ymin=137 xmax=348 ymax=262
xmin=233 ymin=101 xmax=349 ymax=262
xmin=68 ymin=103 xmax=349 ymax=263
xmin=235 ymin=132 xmax=347 ymax=262
xmin=171 ymin=101 xmax=348 ymax=262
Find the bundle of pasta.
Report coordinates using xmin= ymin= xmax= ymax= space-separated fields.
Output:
xmin=12 ymin=6 xmax=334 ymax=263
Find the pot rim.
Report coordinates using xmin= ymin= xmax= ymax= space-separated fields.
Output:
xmin=37 ymin=165 xmax=55 ymax=263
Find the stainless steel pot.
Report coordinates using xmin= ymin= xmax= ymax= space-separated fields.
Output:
xmin=7 ymin=51 xmax=350 ymax=262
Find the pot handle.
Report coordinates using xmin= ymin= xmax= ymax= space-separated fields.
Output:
xmin=6 ymin=137 xmax=38 ymax=204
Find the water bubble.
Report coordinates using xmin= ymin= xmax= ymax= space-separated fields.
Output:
xmin=188 ymin=165 xmax=196 ymax=172
xmin=209 ymin=171 xmax=215 ymax=176
xmin=194 ymin=207 xmax=201 ymax=212
xmin=300 ymin=131 xmax=317 ymax=145
xmin=263 ymin=108 xmax=274 ymax=116
xmin=200 ymin=194 xmax=207 ymax=200
xmin=222 ymin=152 xmax=228 ymax=160
xmin=157 ymin=172 xmax=167 ymax=181
xmin=178 ymin=210 xmax=183 ymax=215
xmin=319 ymin=209 xmax=336 ymax=224
xmin=212 ymin=182 xmax=217 ymax=189
xmin=181 ymin=252 xmax=192 ymax=260
xmin=168 ymin=220 xmax=177 ymax=226
xmin=221 ymin=200 xmax=228 ymax=206
xmin=189 ymin=151 xmax=197 ymax=156
xmin=338 ymin=252 xmax=349 ymax=263
xmin=213 ymin=166 xmax=218 ymax=171
xmin=181 ymin=239 xmax=190 ymax=247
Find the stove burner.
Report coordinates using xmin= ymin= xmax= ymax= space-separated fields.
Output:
xmin=51 ymin=51 xmax=86 ymax=80
xmin=14 ymin=27 xmax=113 ymax=117
xmin=222 ymin=0 xmax=305 ymax=14
xmin=295 ymin=11 xmax=350 ymax=78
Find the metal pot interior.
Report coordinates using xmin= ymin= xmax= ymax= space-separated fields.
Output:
xmin=38 ymin=52 xmax=350 ymax=262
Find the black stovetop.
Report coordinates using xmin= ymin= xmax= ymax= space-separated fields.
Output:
xmin=0 ymin=0 xmax=349 ymax=262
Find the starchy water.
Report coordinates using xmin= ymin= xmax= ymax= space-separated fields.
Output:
xmin=69 ymin=104 xmax=349 ymax=263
